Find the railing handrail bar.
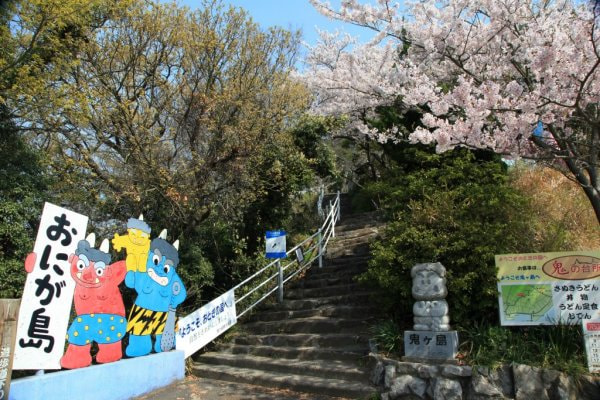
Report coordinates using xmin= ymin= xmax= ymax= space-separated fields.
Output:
xmin=237 ymin=286 xmax=279 ymax=318
xmin=233 ymin=191 xmax=340 ymax=316
xmin=231 ymin=258 xmax=279 ymax=292
xmin=285 ymin=230 xmax=320 ymax=255
xmin=283 ymin=242 xmax=320 ymax=285
xmin=235 ymin=270 xmax=279 ymax=304
xmin=320 ymin=202 xmax=337 ymax=232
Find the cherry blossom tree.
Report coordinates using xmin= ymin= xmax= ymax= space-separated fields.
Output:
xmin=305 ymin=0 xmax=600 ymax=224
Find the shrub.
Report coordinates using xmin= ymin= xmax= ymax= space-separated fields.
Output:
xmin=460 ymin=321 xmax=587 ymax=375
xmin=359 ymin=145 xmax=536 ymax=327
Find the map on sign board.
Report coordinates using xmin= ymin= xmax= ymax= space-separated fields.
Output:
xmin=496 ymin=251 xmax=600 ymax=326
xmin=500 ymin=284 xmax=554 ymax=323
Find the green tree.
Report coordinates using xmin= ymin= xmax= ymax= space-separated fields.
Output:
xmin=16 ymin=0 xmax=309 ymax=230
xmin=0 ymin=0 xmax=128 ymax=297
xmin=5 ymin=0 xmax=317 ymax=308
xmin=1 ymin=0 xmax=128 ymax=107
xmin=0 ymin=112 xmax=48 ymax=297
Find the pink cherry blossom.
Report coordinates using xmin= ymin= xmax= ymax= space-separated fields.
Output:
xmin=305 ymin=0 xmax=600 ymax=224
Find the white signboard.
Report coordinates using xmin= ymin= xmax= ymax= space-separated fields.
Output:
xmin=176 ymin=289 xmax=237 ymax=359
xmin=14 ymin=203 xmax=88 ymax=370
xmin=266 ymin=230 xmax=286 ymax=259
xmin=583 ymin=320 xmax=600 ymax=373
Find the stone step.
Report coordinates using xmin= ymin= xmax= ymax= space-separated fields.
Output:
xmin=232 ymin=333 xmax=370 ymax=348
xmin=326 ymin=244 xmax=370 ymax=258
xmin=302 ymin=270 xmax=366 ymax=284
xmin=333 ymin=226 xmax=382 ymax=241
xmin=326 ymin=242 xmax=373 ymax=255
xmin=315 ymin=255 xmax=371 ymax=270
xmin=215 ymin=343 xmax=368 ymax=362
xmin=335 ymin=219 xmax=383 ymax=233
xmin=289 ymin=274 xmax=359 ymax=289
xmin=196 ymin=352 xmax=369 ymax=381
xmin=329 ymin=237 xmax=378 ymax=250
xmin=260 ymin=292 xmax=376 ymax=311
xmin=247 ymin=305 xmax=373 ymax=322
xmin=323 ymin=252 xmax=371 ymax=263
xmin=243 ymin=316 xmax=372 ymax=335
xmin=310 ymin=263 xmax=369 ymax=278
xmin=191 ymin=363 xmax=376 ymax=399
xmin=329 ymin=232 xmax=380 ymax=247
xmin=332 ymin=225 xmax=380 ymax=236
xmin=285 ymin=283 xmax=365 ymax=300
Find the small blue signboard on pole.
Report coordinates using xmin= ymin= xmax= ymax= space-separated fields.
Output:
xmin=266 ymin=230 xmax=286 ymax=259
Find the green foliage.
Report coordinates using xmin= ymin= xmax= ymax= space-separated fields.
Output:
xmin=360 ymin=144 xmax=536 ymax=326
xmin=289 ymin=114 xmax=342 ymax=180
xmin=370 ymin=320 xmax=403 ymax=356
xmin=0 ymin=111 xmax=48 ymax=298
xmin=0 ymin=0 xmax=334 ymax=314
xmin=177 ymin=243 xmax=215 ymax=313
xmin=460 ymin=322 xmax=587 ymax=375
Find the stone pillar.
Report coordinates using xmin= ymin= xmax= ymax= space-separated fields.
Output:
xmin=404 ymin=262 xmax=459 ymax=363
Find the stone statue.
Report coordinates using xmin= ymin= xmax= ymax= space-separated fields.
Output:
xmin=411 ymin=262 xmax=450 ymax=331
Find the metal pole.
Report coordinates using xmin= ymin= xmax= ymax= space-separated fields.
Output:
xmin=277 ymin=260 xmax=283 ymax=303
xmin=318 ymin=229 xmax=323 ymax=269
xmin=331 ymin=206 xmax=336 ymax=238
xmin=336 ymin=190 xmax=341 ymax=222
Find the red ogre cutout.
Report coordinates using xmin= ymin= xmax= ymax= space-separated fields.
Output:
xmin=59 ymin=234 xmax=127 ymax=368
xmin=24 ymin=234 xmax=128 ymax=368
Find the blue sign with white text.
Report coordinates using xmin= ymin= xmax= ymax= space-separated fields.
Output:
xmin=266 ymin=230 xmax=286 ymax=259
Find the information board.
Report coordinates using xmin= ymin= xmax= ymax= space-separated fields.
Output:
xmin=496 ymin=251 xmax=600 ymax=326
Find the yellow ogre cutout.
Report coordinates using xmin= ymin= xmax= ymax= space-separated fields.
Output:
xmin=112 ymin=215 xmax=151 ymax=272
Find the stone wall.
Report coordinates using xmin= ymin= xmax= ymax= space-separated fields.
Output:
xmin=368 ymin=354 xmax=600 ymax=400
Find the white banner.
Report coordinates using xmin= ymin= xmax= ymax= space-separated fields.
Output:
xmin=176 ymin=289 xmax=237 ymax=359
xmin=13 ymin=203 xmax=88 ymax=370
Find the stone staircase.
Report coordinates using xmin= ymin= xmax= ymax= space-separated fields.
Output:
xmin=192 ymin=210 xmax=384 ymax=399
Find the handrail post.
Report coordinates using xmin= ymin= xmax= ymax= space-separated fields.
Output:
xmin=318 ymin=228 xmax=323 ymax=269
xmin=277 ymin=259 xmax=283 ymax=303
xmin=336 ymin=190 xmax=341 ymax=222
xmin=331 ymin=206 xmax=336 ymax=238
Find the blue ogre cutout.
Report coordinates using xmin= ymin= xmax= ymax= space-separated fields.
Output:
xmin=124 ymin=229 xmax=186 ymax=357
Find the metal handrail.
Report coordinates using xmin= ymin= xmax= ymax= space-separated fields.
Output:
xmin=233 ymin=191 xmax=341 ymax=319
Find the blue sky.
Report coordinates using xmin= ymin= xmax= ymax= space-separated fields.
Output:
xmin=178 ymin=0 xmax=377 ymax=50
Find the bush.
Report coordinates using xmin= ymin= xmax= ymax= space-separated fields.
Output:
xmin=359 ymin=145 xmax=536 ymax=327
xmin=460 ymin=321 xmax=587 ymax=375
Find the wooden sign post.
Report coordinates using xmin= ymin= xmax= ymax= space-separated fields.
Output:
xmin=0 ymin=299 xmax=21 ymax=400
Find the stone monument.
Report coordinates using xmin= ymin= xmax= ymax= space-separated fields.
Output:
xmin=404 ymin=262 xmax=458 ymax=362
